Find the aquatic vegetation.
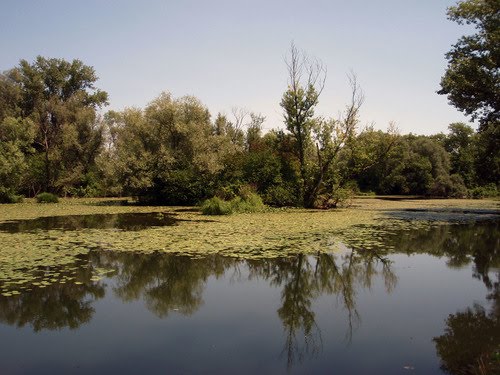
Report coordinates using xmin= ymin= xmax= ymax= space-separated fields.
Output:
xmin=0 ymin=197 xmax=497 ymax=295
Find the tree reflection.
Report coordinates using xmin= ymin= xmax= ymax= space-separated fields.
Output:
xmin=90 ymin=252 xmax=234 ymax=317
xmin=386 ymin=221 xmax=499 ymax=277
xmin=247 ymin=250 xmax=397 ymax=370
xmin=434 ymin=302 xmax=500 ymax=375
xmin=0 ymin=262 xmax=105 ymax=331
xmin=428 ymin=221 xmax=500 ymax=375
xmin=1 ymin=219 xmax=496 ymax=372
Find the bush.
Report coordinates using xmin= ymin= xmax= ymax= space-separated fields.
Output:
xmin=36 ymin=192 xmax=59 ymax=203
xmin=230 ymin=192 xmax=265 ymax=213
xmin=201 ymin=192 xmax=265 ymax=215
xmin=0 ymin=188 xmax=24 ymax=204
xmin=470 ymin=184 xmax=499 ymax=199
xmin=66 ymin=172 xmax=102 ymax=197
xmin=263 ymin=185 xmax=298 ymax=207
xmin=315 ymin=187 xmax=355 ymax=209
xmin=201 ymin=197 xmax=233 ymax=215
xmin=430 ymin=174 xmax=468 ymax=198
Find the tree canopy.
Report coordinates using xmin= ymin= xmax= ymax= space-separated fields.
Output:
xmin=0 ymin=49 xmax=497 ymax=205
xmin=438 ymin=0 xmax=500 ymax=127
xmin=0 ymin=56 xmax=108 ymax=196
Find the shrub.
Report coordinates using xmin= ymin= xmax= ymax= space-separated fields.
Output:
xmin=315 ymin=187 xmax=355 ymax=209
xmin=263 ymin=185 xmax=298 ymax=207
xmin=66 ymin=173 xmax=102 ymax=197
xmin=430 ymin=174 xmax=468 ymax=198
xmin=201 ymin=197 xmax=233 ymax=215
xmin=36 ymin=192 xmax=59 ymax=203
xmin=201 ymin=192 xmax=265 ymax=215
xmin=470 ymin=184 xmax=499 ymax=199
xmin=230 ymin=193 xmax=265 ymax=213
xmin=0 ymin=188 xmax=24 ymax=204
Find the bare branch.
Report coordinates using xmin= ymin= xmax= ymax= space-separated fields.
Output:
xmin=231 ymin=107 xmax=249 ymax=133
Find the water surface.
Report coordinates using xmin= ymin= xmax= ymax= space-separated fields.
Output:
xmin=0 ymin=212 xmax=180 ymax=233
xmin=0 ymin=220 xmax=498 ymax=374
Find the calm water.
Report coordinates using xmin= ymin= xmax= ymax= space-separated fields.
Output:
xmin=0 ymin=220 xmax=498 ymax=374
xmin=0 ymin=212 xmax=181 ymax=233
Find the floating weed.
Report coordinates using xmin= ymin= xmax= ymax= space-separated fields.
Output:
xmin=0 ymin=198 xmax=497 ymax=290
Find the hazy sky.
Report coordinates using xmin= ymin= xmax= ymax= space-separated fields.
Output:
xmin=1 ymin=0 xmax=474 ymax=134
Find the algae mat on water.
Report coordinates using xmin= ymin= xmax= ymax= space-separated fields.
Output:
xmin=0 ymin=197 xmax=498 ymax=294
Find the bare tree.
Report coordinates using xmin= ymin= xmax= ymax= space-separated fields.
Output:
xmin=307 ymin=73 xmax=364 ymax=207
xmin=280 ymin=43 xmax=327 ymax=206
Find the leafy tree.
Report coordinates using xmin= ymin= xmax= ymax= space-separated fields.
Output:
xmin=280 ymin=43 xmax=326 ymax=207
xmin=114 ymin=93 xmax=238 ymax=204
xmin=0 ymin=56 xmax=108 ymax=194
xmin=439 ymin=0 xmax=499 ymax=187
xmin=438 ymin=0 xmax=499 ymax=127
xmin=281 ymin=44 xmax=376 ymax=207
xmin=367 ymin=134 xmax=467 ymax=196
xmin=0 ymin=117 xmax=35 ymax=200
xmin=442 ymin=123 xmax=477 ymax=187
xmin=474 ymin=122 xmax=500 ymax=185
xmin=337 ymin=125 xmax=399 ymax=194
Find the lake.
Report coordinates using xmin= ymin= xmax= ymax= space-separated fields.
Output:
xmin=0 ymin=199 xmax=498 ymax=374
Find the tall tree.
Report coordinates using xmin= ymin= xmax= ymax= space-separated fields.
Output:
xmin=280 ymin=43 xmax=326 ymax=206
xmin=438 ymin=0 xmax=499 ymax=127
xmin=114 ymin=92 xmax=238 ymax=204
xmin=443 ymin=122 xmax=476 ymax=187
xmin=0 ymin=117 xmax=35 ymax=200
xmin=0 ymin=56 xmax=108 ymax=194
xmin=438 ymin=1 xmax=499 ymax=186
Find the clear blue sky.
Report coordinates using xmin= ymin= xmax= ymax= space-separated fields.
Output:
xmin=1 ymin=0 xmax=474 ymax=134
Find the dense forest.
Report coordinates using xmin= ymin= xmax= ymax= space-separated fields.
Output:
xmin=0 ymin=0 xmax=498 ymax=207
xmin=0 ymin=57 xmax=497 ymax=207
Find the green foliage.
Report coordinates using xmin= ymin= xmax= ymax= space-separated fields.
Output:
xmin=361 ymin=134 xmax=466 ymax=197
xmin=113 ymin=93 xmax=237 ymax=205
xmin=201 ymin=191 xmax=265 ymax=215
xmin=0 ymin=56 xmax=108 ymax=195
xmin=201 ymin=197 xmax=233 ymax=215
xmin=0 ymin=117 xmax=35 ymax=195
xmin=231 ymin=192 xmax=265 ymax=213
xmin=474 ymin=121 xmax=500 ymax=185
xmin=0 ymin=188 xmax=23 ymax=204
xmin=280 ymin=44 xmax=326 ymax=207
xmin=470 ymin=183 xmax=499 ymax=199
xmin=263 ymin=185 xmax=299 ymax=207
xmin=438 ymin=0 xmax=500 ymax=126
xmin=441 ymin=123 xmax=476 ymax=187
xmin=430 ymin=174 xmax=468 ymax=198
xmin=316 ymin=186 xmax=356 ymax=208
xmin=36 ymin=192 xmax=59 ymax=203
xmin=0 ymin=49 xmax=496 ymax=205
xmin=66 ymin=172 xmax=102 ymax=197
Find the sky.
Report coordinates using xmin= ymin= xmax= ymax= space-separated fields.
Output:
xmin=0 ymin=0 xmax=475 ymax=135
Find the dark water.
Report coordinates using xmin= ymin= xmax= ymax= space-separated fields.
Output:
xmin=0 ymin=212 xmax=180 ymax=233
xmin=0 ymin=221 xmax=498 ymax=374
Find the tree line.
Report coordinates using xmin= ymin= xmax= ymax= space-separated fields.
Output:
xmin=0 ymin=0 xmax=498 ymax=206
xmin=0 ymin=58 xmax=496 ymax=206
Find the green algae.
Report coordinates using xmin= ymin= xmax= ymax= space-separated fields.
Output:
xmin=0 ymin=197 xmax=497 ymax=294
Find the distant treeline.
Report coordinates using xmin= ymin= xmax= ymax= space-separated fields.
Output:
xmin=0 ymin=56 xmax=498 ymax=206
